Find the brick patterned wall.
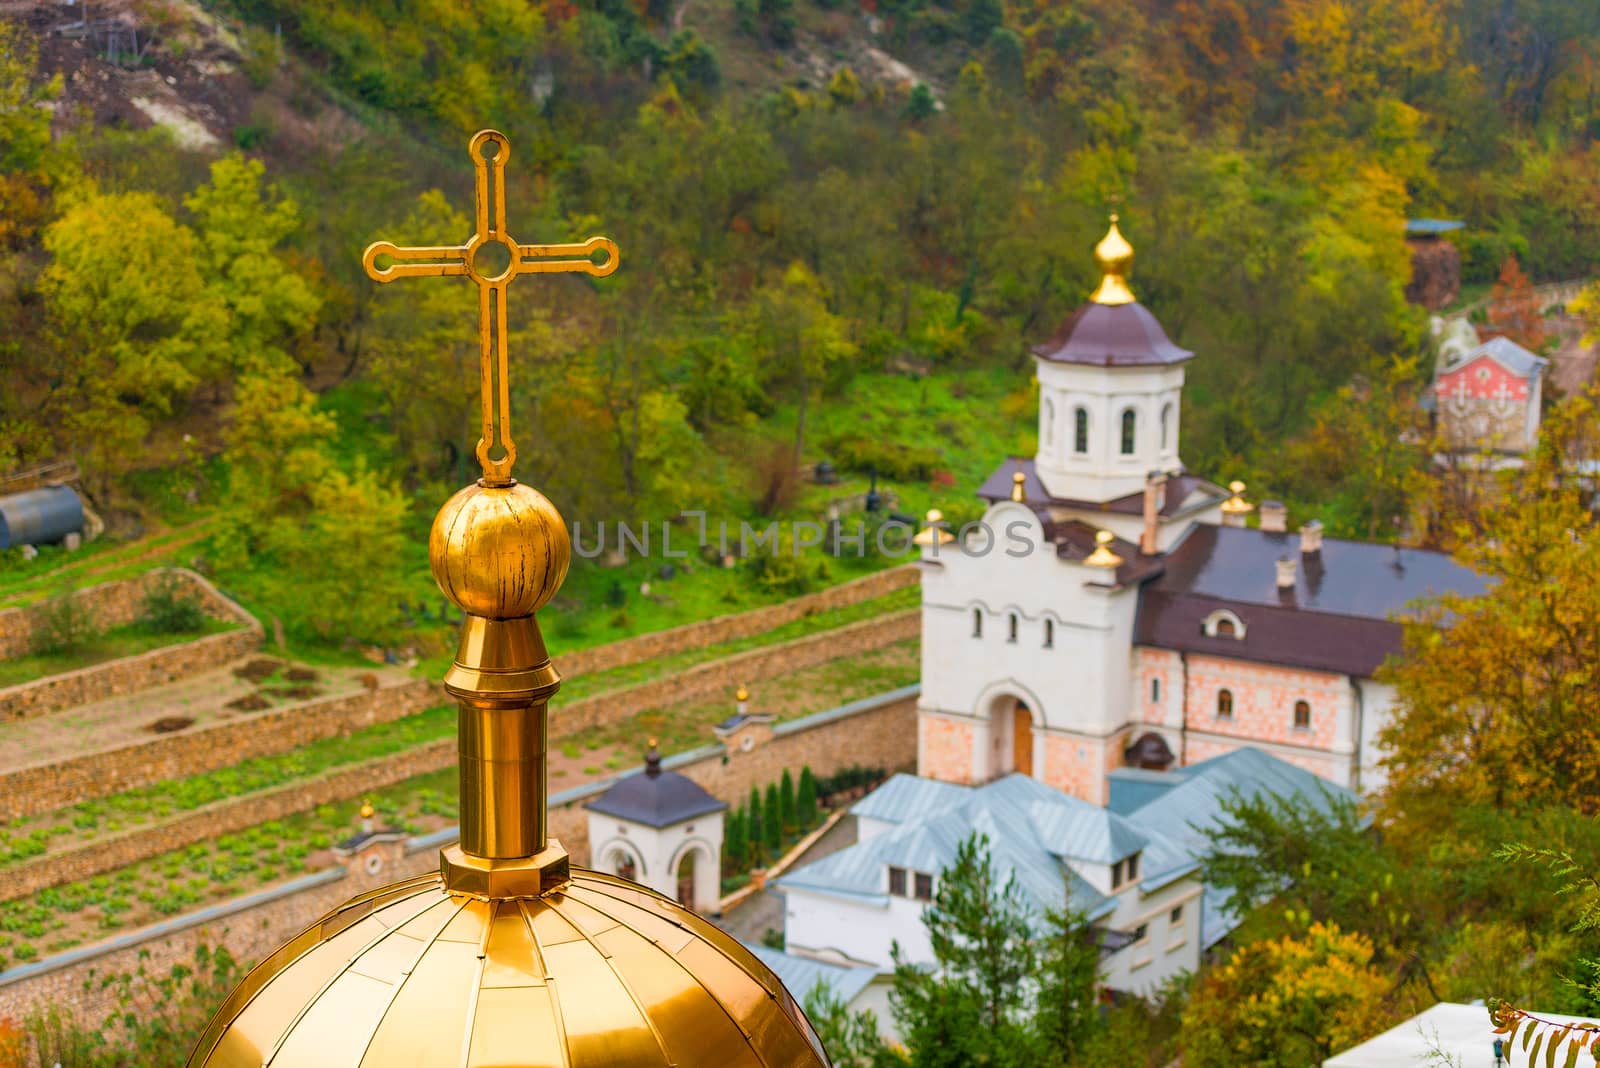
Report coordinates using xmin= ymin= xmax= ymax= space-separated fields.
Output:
xmin=558 ymin=565 xmax=917 ymax=680
xmin=1039 ymin=732 xmax=1111 ymax=805
xmin=1181 ymin=653 xmax=1344 ymax=751
xmin=0 ymin=568 xmax=257 ymax=660
xmin=0 ymin=679 xmax=439 ymax=822
xmin=919 ymin=713 xmax=975 ymax=784
xmin=1133 ymin=647 xmax=1182 ymax=726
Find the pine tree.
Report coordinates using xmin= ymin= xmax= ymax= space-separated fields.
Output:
xmin=798 ymin=766 xmax=819 ymax=830
xmin=780 ymin=768 xmax=797 ymax=835
xmin=763 ymin=784 xmax=783 ymax=857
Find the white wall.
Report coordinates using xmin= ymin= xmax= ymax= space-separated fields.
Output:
xmin=1034 ymin=359 xmax=1186 ymax=502
xmin=918 ymin=502 xmax=1142 ymax=783
xmin=1354 ymin=678 xmax=1397 ymax=794
xmin=588 ymin=810 xmax=724 ymax=911
xmin=1098 ymin=878 xmax=1204 ymax=994
xmin=784 ymin=888 xmax=931 ymax=971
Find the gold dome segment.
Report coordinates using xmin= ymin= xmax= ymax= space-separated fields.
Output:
xmin=188 ymin=130 xmax=832 ymax=1067
xmin=1089 ymin=213 xmax=1136 ymax=306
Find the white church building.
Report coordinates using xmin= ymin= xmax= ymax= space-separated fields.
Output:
xmin=914 ymin=217 xmax=1486 ymax=805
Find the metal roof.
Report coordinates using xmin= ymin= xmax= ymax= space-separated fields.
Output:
xmin=585 ymin=762 xmax=727 ymax=828
xmin=745 ymin=946 xmax=879 ymax=1005
xmin=1404 ymin=219 xmax=1465 ymax=235
xmin=1026 ymin=799 xmax=1148 ymax=864
xmin=1031 ymin=301 xmax=1195 ymax=367
xmin=1444 ymin=335 xmax=1548 ymax=379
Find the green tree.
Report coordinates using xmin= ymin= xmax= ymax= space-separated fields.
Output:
xmin=724 ymin=804 xmax=747 ymax=877
xmin=780 ymin=768 xmax=797 ymax=834
xmin=798 ymin=766 xmax=819 ymax=830
xmin=749 ymin=786 xmax=765 ymax=861
xmin=803 ymin=981 xmax=898 ymax=1068
xmin=888 ymin=834 xmax=1098 ymax=1067
xmin=762 ymin=783 xmax=783 ymax=857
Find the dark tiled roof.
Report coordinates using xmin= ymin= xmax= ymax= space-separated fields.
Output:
xmin=977 ymin=458 xmax=1225 ymax=518
xmin=1031 ymin=301 xmax=1194 ymax=367
xmin=1133 ymin=525 xmax=1488 ymax=677
xmin=586 ymin=763 xmax=727 ymax=829
xmin=1151 ymin=524 xmax=1486 ymax=618
xmin=1044 ymin=519 xmax=1165 ymax=586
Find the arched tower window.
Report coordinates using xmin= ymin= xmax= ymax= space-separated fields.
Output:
xmin=1073 ymin=408 xmax=1089 ymax=454
xmin=1120 ymin=409 xmax=1137 ymax=455
xmin=1160 ymin=403 xmax=1173 ymax=452
xmin=1043 ymin=619 xmax=1054 ymax=648
xmin=1150 ymin=677 xmax=1160 ymax=703
xmin=1042 ymin=397 xmax=1055 ymax=447
xmin=1294 ymin=700 xmax=1311 ymax=729
xmin=1217 ymin=689 xmax=1233 ymax=717
xmin=972 ymin=609 xmax=983 ymax=638
xmin=1007 ymin=613 xmax=1018 ymax=643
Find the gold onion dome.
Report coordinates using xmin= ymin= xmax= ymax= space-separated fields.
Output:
xmin=188 ymin=129 xmax=830 ymax=1068
xmin=1089 ymin=213 xmax=1136 ymax=306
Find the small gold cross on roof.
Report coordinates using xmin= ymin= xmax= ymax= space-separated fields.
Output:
xmin=363 ymin=129 xmax=618 ymax=486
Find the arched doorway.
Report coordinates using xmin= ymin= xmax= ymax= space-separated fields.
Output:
xmin=609 ymin=849 xmax=638 ymax=883
xmin=987 ymin=696 xmax=1035 ymax=779
xmin=1012 ymin=704 xmax=1033 ymax=778
xmin=676 ymin=849 xmax=697 ymax=908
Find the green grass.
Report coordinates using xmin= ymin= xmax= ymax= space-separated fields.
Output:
xmin=0 ymin=617 xmax=238 ymax=688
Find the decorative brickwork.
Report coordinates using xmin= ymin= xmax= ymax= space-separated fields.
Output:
xmin=919 ymin=713 xmax=974 ymax=784
xmin=1040 ymin=731 xmax=1110 ymax=804
xmin=1181 ymin=653 xmax=1344 ymax=751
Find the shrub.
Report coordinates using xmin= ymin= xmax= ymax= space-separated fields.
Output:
xmin=824 ymin=432 xmax=943 ymax=482
xmin=30 ymin=586 xmax=100 ymax=655
xmin=139 ymin=572 xmax=207 ymax=635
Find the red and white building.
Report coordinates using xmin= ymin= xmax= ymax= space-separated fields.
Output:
xmin=1434 ymin=335 xmax=1547 ymax=453
xmin=915 ymin=219 xmax=1487 ymax=804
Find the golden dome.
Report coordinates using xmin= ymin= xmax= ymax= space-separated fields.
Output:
xmin=1089 ymin=213 xmax=1136 ymax=306
xmin=430 ymin=481 xmax=571 ymax=620
xmin=1220 ymin=479 xmax=1254 ymax=516
xmin=187 ymin=871 xmax=829 ymax=1067
xmin=735 ymin=684 xmax=750 ymax=702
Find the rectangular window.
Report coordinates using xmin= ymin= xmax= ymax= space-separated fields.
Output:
xmin=1125 ymin=853 xmax=1139 ymax=881
xmin=888 ymin=867 xmax=907 ymax=896
xmin=1170 ymin=905 xmax=1184 ymax=925
xmin=914 ymin=873 xmax=934 ymax=901
xmin=1132 ymin=924 xmax=1148 ymax=943
xmin=1110 ymin=861 xmax=1122 ymax=890
xmin=1150 ymin=677 xmax=1160 ymax=703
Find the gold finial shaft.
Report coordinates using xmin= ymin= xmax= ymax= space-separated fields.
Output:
xmin=362 ymin=129 xmax=618 ymax=486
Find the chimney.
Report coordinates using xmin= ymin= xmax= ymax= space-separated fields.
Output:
xmin=1299 ymin=519 xmax=1324 ymax=556
xmin=1141 ymin=471 xmax=1167 ymax=555
xmin=1276 ymin=555 xmax=1297 ymax=590
xmin=1259 ymin=500 xmax=1287 ymax=533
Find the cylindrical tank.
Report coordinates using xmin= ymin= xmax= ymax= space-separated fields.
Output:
xmin=0 ymin=485 xmax=85 ymax=549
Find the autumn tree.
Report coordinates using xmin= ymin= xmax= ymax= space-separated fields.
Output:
xmin=1180 ymin=922 xmax=1391 ymax=1067
xmin=1380 ymin=387 xmax=1600 ymax=822
xmin=1486 ymin=255 xmax=1551 ymax=352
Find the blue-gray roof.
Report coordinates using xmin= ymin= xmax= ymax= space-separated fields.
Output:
xmin=783 ymin=749 xmax=1359 ymax=952
xmin=1122 ymin=747 xmax=1358 ymax=947
xmin=746 ymin=945 xmax=878 ymax=1006
xmin=1405 ymin=218 xmax=1465 ymax=235
xmin=1448 ymin=335 xmax=1548 ymax=378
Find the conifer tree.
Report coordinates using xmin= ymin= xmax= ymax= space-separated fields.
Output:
xmin=724 ymin=805 xmax=747 ymax=878
xmin=763 ymin=784 xmax=783 ymax=857
xmin=780 ymin=768 xmax=797 ymax=834
xmin=798 ymin=766 xmax=819 ymax=830
xmin=748 ymin=786 xmax=765 ymax=861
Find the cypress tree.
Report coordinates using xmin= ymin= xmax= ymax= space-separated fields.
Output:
xmin=724 ymin=805 xmax=746 ymax=877
xmin=798 ymin=766 xmax=818 ymax=830
xmin=780 ymin=768 xmax=797 ymax=834
xmin=748 ymin=786 xmax=764 ymax=861
xmin=762 ymin=783 xmax=782 ymax=857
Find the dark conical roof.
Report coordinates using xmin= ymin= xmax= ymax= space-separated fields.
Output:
xmin=586 ymin=745 xmax=727 ymax=828
xmin=1032 ymin=301 xmax=1193 ymax=368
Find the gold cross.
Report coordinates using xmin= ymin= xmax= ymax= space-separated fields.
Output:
xmin=362 ymin=129 xmax=618 ymax=486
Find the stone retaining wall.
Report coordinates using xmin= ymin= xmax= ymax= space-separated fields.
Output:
xmin=0 ymin=687 xmax=921 ymax=1026
xmin=0 ymin=569 xmax=263 ymax=720
xmin=559 ymin=564 xmax=917 ymax=679
xmin=554 ymin=607 xmax=919 ymax=734
xmin=0 ymin=678 xmax=439 ymax=822
xmin=0 ymin=567 xmax=256 ymax=660
xmin=1 ymin=612 xmax=916 ymax=896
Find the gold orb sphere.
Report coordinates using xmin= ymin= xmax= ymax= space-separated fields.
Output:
xmin=430 ymin=482 xmax=570 ymax=619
